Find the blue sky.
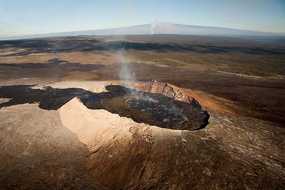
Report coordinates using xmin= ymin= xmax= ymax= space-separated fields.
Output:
xmin=0 ymin=0 xmax=285 ymax=37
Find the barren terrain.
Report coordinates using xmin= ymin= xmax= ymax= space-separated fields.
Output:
xmin=0 ymin=35 xmax=284 ymax=189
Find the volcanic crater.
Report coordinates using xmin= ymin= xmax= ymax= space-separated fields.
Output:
xmin=0 ymin=81 xmax=209 ymax=130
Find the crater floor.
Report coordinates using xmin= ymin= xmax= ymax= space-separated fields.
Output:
xmin=0 ymin=82 xmax=209 ymax=130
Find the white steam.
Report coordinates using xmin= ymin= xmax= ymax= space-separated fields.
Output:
xmin=118 ymin=50 xmax=133 ymax=81
xmin=117 ymin=45 xmax=136 ymax=89
xmin=150 ymin=21 xmax=157 ymax=35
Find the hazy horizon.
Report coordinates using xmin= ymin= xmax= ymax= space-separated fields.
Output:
xmin=1 ymin=0 xmax=285 ymax=38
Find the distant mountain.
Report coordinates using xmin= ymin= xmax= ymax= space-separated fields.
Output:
xmin=1 ymin=22 xmax=284 ymax=40
xmin=76 ymin=22 xmax=280 ymax=36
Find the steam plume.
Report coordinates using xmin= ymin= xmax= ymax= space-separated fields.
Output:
xmin=117 ymin=40 xmax=135 ymax=88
